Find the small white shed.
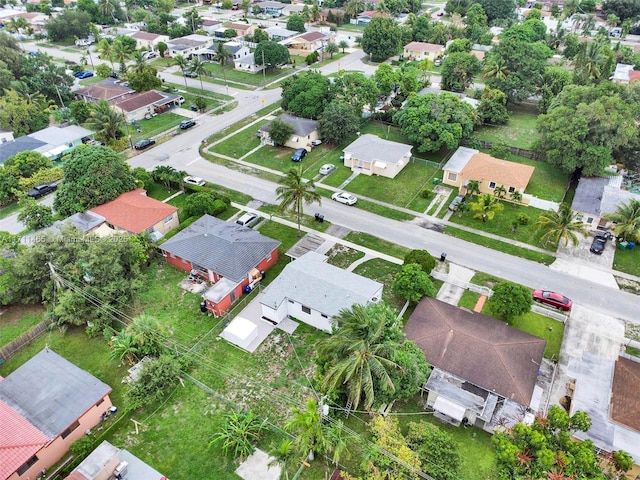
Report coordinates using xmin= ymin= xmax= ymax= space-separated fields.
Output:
xmin=221 ymin=317 xmax=258 ymax=350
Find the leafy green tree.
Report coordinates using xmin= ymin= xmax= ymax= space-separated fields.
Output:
xmin=86 ymin=100 xmax=125 ymax=143
xmin=604 ymin=198 xmax=640 ymax=242
xmin=317 ymin=101 xmax=359 ymax=145
xmin=466 ymin=179 xmax=480 ymax=196
xmin=287 ymin=14 xmax=306 ymax=32
xmin=184 ymin=192 xmax=228 ymax=218
xmin=404 ymin=249 xmax=436 ymax=274
xmin=266 ymin=118 xmax=294 ymax=146
xmin=317 ymin=303 xmax=401 ymax=410
xmin=183 ymin=7 xmax=203 ymax=32
xmin=538 ymin=66 xmax=572 ymax=114
xmin=373 ymin=63 xmax=399 ymax=95
xmin=254 ymin=41 xmax=291 ymax=69
xmin=393 ymin=93 xmax=476 ymax=153
xmin=157 ymin=41 xmax=167 ymax=58
xmin=194 ymin=96 xmax=207 ymax=112
xmin=362 ymin=17 xmax=402 ymax=62
xmin=45 ymin=9 xmax=91 ymax=41
xmin=477 ymin=0 xmax=515 ymax=23
xmin=127 ymin=63 xmax=161 ymax=92
xmin=478 ymin=88 xmax=509 ymax=124
xmin=446 ymin=38 xmax=472 ymax=54
xmin=0 ymin=90 xmax=49 ymax=137
xmin=285 ymin=398 xmax=325 ymax=461
xmin=54 ymin=146 xmax=136 ymax=216
xmin=391 ymin=264 xmax=436 ymax=302
xmin=126 ymin=355 xmax=181 ymax=408
xmin=470 ymin=193 xmax=504 ymax=222
xmin=0 ymin=171 xmax=20 ymax=206
xmin=365 ymin=416 xmax=422 ymax=480
xmin=69 ymin=100 xmax=93 ymax=124
xmin=16 ymin=54 xmax=74 ymax=107
xmin=602 ymin=0 xmax=640 ymax=21
xmin=333 ymin=72 xmax=378 ymax=116
xmin=276 ymin=166 xmax=321 ymax=236
xmin=281 ymin=71 xmax=334 ymax=119
xmin=486 ymin=281 xmax=532 ymax=320
xmin=210 ymin=410 xmax=268 ymax=461
xmin=17 ymin=199 xmax=54 ymax=231
xmin=268 ymin=439 xmax=299 ymax=480
xmin=535 ymin=203 xmax=588 ymax=248
xmin=406 ymin=422 xmax=460 ymax=480
xmin=4 ymin=152 xmax=52 ymax=179
xmin=305 ymin=51 xmax=319 ymax=65
xmin=441 ymin=52 xmax=481 ymax=92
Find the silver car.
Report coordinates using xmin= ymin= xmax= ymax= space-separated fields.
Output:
xmin=331 ymin=192 xmax=357 ymax=205
xmin=319 ymin=164 xmax=336 ymax=175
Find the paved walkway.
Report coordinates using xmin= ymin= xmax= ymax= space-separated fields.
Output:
xmin=347 ymin=253 xmax=375 ymax=272
xmin=435 ymin=264 xmax=475 ymax=305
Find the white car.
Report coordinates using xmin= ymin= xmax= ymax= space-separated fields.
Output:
xmin=142 ymin=51 xmax=157 ymax=60
xmin=319 ymin=164 xmax=336 ymax=175
xmin=184 ymin=176 xmax=205 ymax=186
xmin=331 ymin=191 xmax=357 ymax=205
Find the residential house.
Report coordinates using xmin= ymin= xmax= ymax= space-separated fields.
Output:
xmin=128 ymin=31 xmax=170 ymax=52
xmin=442 ymin=147 xmax=534 ymax=201
xmin=0 ymin=129 xmax=13 ymax=144
xmin=0 ymin=348 xmax=113 ymax=480
xmin=0 ymin=125 xmax=95 ymax=164
xmin=404 ymin=297 xmax=547 ymax=430
xmin=266 ymin=26 xmax=299 ymax=41
xmin=260 ymin=251 xmax=384 ymax=332
xmin=89 ymin=188 xmax=178 ymax=238
xmin=342 ymin=134 xmax=413 ymax=179
xmin=166 ymin=34 xmax=214 ymax=58
xmin=22 ymin=211 xmax=106 ymax=246
xmin=571 ymin=175 xmax=640 ymax=230
xmin=160 ymin=215 xmax=280 ymax=316
xmin=224 ymin=41 xmax=250 ymax=60
xmin=201 ymin=19 xmax=222 ymax=35
xmin=258 ymin=113 xmax=320 ymax=151
xmin=283 ymin=3 xmax=305 ymax=14
xmin=64 ymin=440 xmax=167 ymax=480
xmin=612 ymin=63 xmax=640 ymax=84
xmin=282 ymin=31 xmax=333 ymax=57
xmin=354 ymin=10 xmax=389 ymax=24
xmin=234 ymin=54 xmax=266 ymax=74
xmin=608 ymin=357 xmax=640 ymax=465
xmin=255 ymin=1 xmax=286 ymax=17
xmin=4 ymin=11 xmax=47 ymax=33
xmin=112 ymin=90 xmax=181 ymax=122
xmin=74 ymin=79 xmax=134 ymax=104
xmin=221 ymin=22 xmax=256 ymax=39
xmin=403 ymin=41 xmax=445 ymax=61
xmin=417 ymin=86 xmax=480 ymax=109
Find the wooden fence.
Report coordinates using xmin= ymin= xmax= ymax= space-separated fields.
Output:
xmin=0 ymin=319 xmax=52 ymax=362
xmin=463 ymin=139 xmax=542 ymax=160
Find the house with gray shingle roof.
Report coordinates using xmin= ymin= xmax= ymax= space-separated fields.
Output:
xmin=260 ymin=251 xmax=383 ymax=332
xmin=0 ymin=348 xmax=113 ymax=480
xmin=258 ymin=113 xmax=320 ymax=151
xmin=160 ymin=215 xmax=280 ymax=316
xmin=343 ymin=134 xmax=413 ymax=179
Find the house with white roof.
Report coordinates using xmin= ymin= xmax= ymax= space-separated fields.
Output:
xmin=128 ymin=31 xmax=169 ymax=51
xmin=260 ymin=252 xmax=383 ymax=332
xmin=342 ymin=134 xmax=413 ymax=179
xmin=0 ymin=125 xmax=95 ymax=164
xmin=166 ymin=34 xmax=214 ymax=58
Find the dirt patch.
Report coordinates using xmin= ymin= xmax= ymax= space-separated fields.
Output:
xmin=616 ymin=276 xmax=640 ymax=295
xmin=0 ymin=304 xmax=46 ymax=324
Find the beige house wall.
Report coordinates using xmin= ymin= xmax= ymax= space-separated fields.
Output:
xmin=283 ymin=130 xmax=321 ymax=151
xmin=344 ymin=153 xmax=410 ymax=179
xmin=444 ymin=170 xmax=531 ymax=205
xmin=152 ymin=213 xmax=180 ymax=235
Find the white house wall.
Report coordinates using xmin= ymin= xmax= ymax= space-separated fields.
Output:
xmin=286 ymin=299 xmax=333 ymax=332
xmin=261 ymin=298 xmax=288 ymax=324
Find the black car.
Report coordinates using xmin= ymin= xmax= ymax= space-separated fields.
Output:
xmin=179 ymin=120 xmax=196 ymax=130
xmin=109 ymin=71 xmax=119 ymax=79
xmin=134 ymin=139 xmax=156 ymax=150
xmin=291 ymin=148 xmax=307 ymax=162
xmin=184 ymin=71 xmax=198 ymax=78
xmin=27 ymin=183 xmax=57 ymax=199
xmin=590 ymin=233 xmax=613 ymax=254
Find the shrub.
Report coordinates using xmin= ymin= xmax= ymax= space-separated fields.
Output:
xmin=420 ymin=189 xmax=432 ymax=199
xmin=518 ymin=213 xmax=530 ymax=225
xmin=18 ymin=167 xmax=64 ymax=191
xmin=404 ymin=249 xmax=436 ymax=274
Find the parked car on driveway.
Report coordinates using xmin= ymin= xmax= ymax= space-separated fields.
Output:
xmin=448 ymin=195 xmax=465 ymax=211
xmin=291 ymin=148 xmax=307 ymax=162
xmin=590 ymin=232 xmax=613 ymax=254
xmin=179 ymin=120 xmax=196 ymax=130
xmin=235 ymin=212 xmax=261 ymax=228
xmin=134 ymin=139 xmax=156 ymax=150
xmin=27 ymin=183 xmax=57 ymax=199
xmin=532 ymin=290 xmax=572 ymax=311
xmin=184 ymin=175 xmax=205 ymax=186
xmin=74 ymin=71 xmax=94 ymax=79
xmin=331 ymin=191 xmax=357 ymax=205
xmin=319 ymin=164 xmax=336 ymax=175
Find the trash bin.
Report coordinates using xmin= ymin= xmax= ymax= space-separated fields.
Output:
xmin=199 ymin=301 xmax=207 ymax=313
xmin=433 ymin=178 xmax=440 ymax=185
xmin=190 ymin=105 xmax=197 ymax=111
xmin=440 ymin=252 xmax=447 ymax=262
xmin=619 ymin=241 xmax=628 ymax=250
xmin=243 ymin=285 xmax=252 ymax=294
xmin=314 ymin=213 xmax=324 ymax=223
xmin=628 ymin=241 xmax=635 ymax=250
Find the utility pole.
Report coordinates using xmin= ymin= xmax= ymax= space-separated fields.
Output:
xmin=261 ymin=49 xmax=266 ymax=87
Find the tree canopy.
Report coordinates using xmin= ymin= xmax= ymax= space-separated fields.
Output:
xmin=46 ymin=9 xmax=92 ymax=41
xmin=318 ymin=101 xmax=360 ymax=145
xmin=281 ymin=71 xmax=334 ymax=119
xmin=393 ymin=93 xmax=476 ymax=152
xmin=391 ymin=263 xmax=436 ymax=302
xmin=286 ymin=14 xmax=306 ymax=32
xmin=440 ymin=51 xmax=481 ymax=92
xmin=362 ymin=17 xmax=402 ymax=62
xmin=486 ymin=281 xmax=532 ymax=320
xmin=254 ymin=41 xmax=291 ymax=68
xmin=477 ymin=0 xmax=515 ymax=23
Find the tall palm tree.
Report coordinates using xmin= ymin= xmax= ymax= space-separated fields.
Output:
xmin=97 ymin=38 xmax=115 ymax=71
xmin=285 ymin=398 xmax=325 ymax=461
xmin=109 ymin=331 xmax=139 ymax=365
xmin=275 ymin=166 xmax=321 ymax=236
xmin=98 ymin=0 xmax=117 ymax=23
xmin=86 ymin=99 xmax=125 ymax=142
xmin=344 ymin=0 xmax=366 ymax=17
xmin=126 ymin=313 xmax=165 ymax=357
xmin=213 ymin=42 xmax=232 ymax=92
xmin=128 ymin=51 xmax=147 ymax=76
xmin=323 ymin=420 xmax=350 ymax=468
xmin=268 ymin=440 xmax=299 ymax=480
xmin=581 ymin=13 xmax=596 ymax=36
xmin=188 ymin=56 xmax=207 ymax=91
xmin=575 ymin=40 xmax=606 ymax=82
xmin=535 ymin=203 xmax=588 ymax=248
xmin=112 ymin=37 xmax=133 ymax=75
xmin=174 ymin=54 xmax=189 ymax=90
xmin=482 ymin=57 xmax=509 ymax=80
xmin=605 ymin=198 xmax=640 ymax=242
xmin=317 ymin=303 xmax=400 ymax=411
xmin=470 ymin=193 xmax=504 ymax=222
xmin=338 ymin=40 xmax=349 ymax=54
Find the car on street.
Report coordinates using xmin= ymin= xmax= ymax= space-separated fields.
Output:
xmin=448 ymin=195 xmax=465 ymax=211
xmin=179 ymin=120 xmax=196 ymax=130
xmin=142 ymin=51 xmax=157 ymax=60
xmin=291 ymin=148 xmax=307 ymax=162
xmin=27 ymin=183 xmax=57 ymax=199
xmin=184 ymin=175 xmax=205 ymax=186
xmin=235 ymin=212 xmax=261 ymax=228
xmin=319 ymin=164 xmax=336 ymax=175
xmin=184 ymin=71 xmax=198 ymax=78
xmin=590 ymin=232 xmax=613 ymax=254
xmin=134 ymin=139 xmax=156 ymax=150
xmin=532 ymin=290 xmax=572 ymax=311
xmin=109 ymin=71 xmax=119 ymax=79
xmin=74 ymin=71 xmax=94 ymax=79
xmin=331 ymin=191 xmax=357 ymax=205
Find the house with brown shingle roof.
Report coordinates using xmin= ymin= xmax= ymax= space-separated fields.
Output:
xmin=442 ymin=147 xmax=535 ymax=201
xmin=610 ymin=357 xmax=640 ymax=433
xmin=89 ymin=188 xmax=178 ymax=237
xmin=74 ymin=79 xmax=134 ymax=104
xmin=403 ymin=41 xmax=445 ymax=61
xmin=404 ymin=297 xmax=546 ymax=430
xmin=112 ymin=90 xmax=180 ymax=121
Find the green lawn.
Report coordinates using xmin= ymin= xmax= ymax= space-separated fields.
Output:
xmin=315 ymin=187 xmax=415 ymax=222
xmin=352 ymin=258 xmax=405 ymax=310
xmin=0 ymin=305 xmax=46 ymax=347
xmin=78 ymin=74 xmax=104 ymax=86
xmin=130 ymin=112 xmax=186 ymax=143
xmin=212 ymin=126 xmax=261 ymax=158
xmin=497 ymin=152 xmax=569 ymax=202
xmin=613 ymin=245 xmax=640 ymax=277
xmin=345 ymin=231 xmax=409 ymax=259
xmin=473 ymin=107 xmax=540 ymax=150
xmin=202 ymin=62 xmax=294 ymax=87
xmin=258 ymin=205 xmax=331 ymax=235
xmin=0 ymin=200 xmax=23 ymax=220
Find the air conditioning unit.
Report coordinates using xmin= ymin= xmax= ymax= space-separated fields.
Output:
xmin=113 ymin=461 xmax=128 ymax=479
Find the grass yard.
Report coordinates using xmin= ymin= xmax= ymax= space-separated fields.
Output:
xmin=351 ymin=258 xmax=405 ymax=311
xmin=212 ymin=125 xmax=261 ymax=158
xmin=613 ymin=246 xmax=640 ymax=277
xmin=325 ymin=244 xmax=365 ymax=269
xmin=458 ymin=289 xmax=481 ymax=310
xmin=345 ymin=231 xmax=409 ymax=259
xmin=0 ymin=305 xmax=46 ymax=347
xmin=205 ymin=101 xmax=281 ymax=145
xmin=202 ymin=62 xmax=294 ymax=87
xmin=498 ymin=152 xmax=569 ymax=202
xmin=473 ymin=107 xmax=540 ymax=150
xmin=78 ymin=75 xmax=104 ymax=86
xmin=445 ymin=226 xmax=556 ymax=264
xmin=258 ymin=205 xmax=331 ymax=235
xmin=509 ymin=312 xmax=564 ymax=359
xmin=241 ymin=144 xmax=333 ymax=173
xmin=0 ymin=200 xmax=23 ymax=220
xmin=130 ymin=112 xmax=186 ymax=143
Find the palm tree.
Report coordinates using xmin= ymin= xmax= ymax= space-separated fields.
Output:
xmin=98 ymin=0 xmax=117 ymax=23
xmin=213 ymin=42 xmax=232 ymax=92
xmin=344 ymin=0 xmax=366 ymax=17
xmin=535 ymin=203 xmax=588 ymax=248
xmin=10 ymin=81 xmax=46 ymax=107
xmin=112 ymin=37 xmax=134 ymax=75
xmin=209 ymin=410 xmax=267 ymax=461
xmin=325 ymin=42 xmax=339 ymax=58
xmin=482 ymin=57 xmax=509 ymax=80
xmin=152 ymin=165 xmax=178 ymax=188
xmin=268 ymin=440 xmax=299 ymax=480
xmin=605 ymin=198 xmax=640 ymax=242
xmin=174 ymin=54 xmax=189 ymax=90
xmin=86 ymin=99 xmax=125 ymax=142
xmin=128 ymin=51 xmax=147 ymax=76
xmin=338 ymin=40 xmax=349 ymax=54
xmin=127 ymin=313 xmax=165 ymax=357
xmin=285 ymin=398 xmax=325 ymax=461
xmin=6 ymin=17 xmax=28 ymax=36
xmin=510 ymin=190 xmax=523 ymax=203
xmin=317 ymin=303 xmax=400 ymax=411
xmin=310 ymin=4 xmax=321 ymax=22
xmin=466 ymin=179 xmax=480 ymax=196
xmin=323 ymin=420 xmax=350 ymax=468
xmin=109 ymin=331 xmax=139 ymax=365
xmin=582 ymin=13 xmax=596 ymax=36
xmin=275 ymin=166 xmax=321 ymax=237
xmin=575 ymin=40 xmax=606 ymax=82
xmin=97 ymin=38 xmax=115 ymax=71
xmin=470 ymin=193 xmax=504 ymax=222
xmin=188 ymin=56 xmax=207 ymax=91
xmin=494 ymin=184 xmax=507 ymax=199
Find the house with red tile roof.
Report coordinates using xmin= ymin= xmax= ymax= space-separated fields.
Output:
xmin=89 ymin=188 xmax=178 ymax=237
xmin=0 ymin=349 xmax=113 ymax=480
xmin=402 ymin=41 xmax=445 ymax=61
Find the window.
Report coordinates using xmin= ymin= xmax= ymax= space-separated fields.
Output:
xmin=266 ymin=253 xmax=272 ymax=261
xmin=146 ymin=227 xmax=154 ymax=234
xmin=508 ymin=186 xmax=515 ymax=193
xmin=164 ymin=215 xmax=173 ymax=224
xmin=576 ymin=214 xmax=584 ymax=221
xmin=17 ymin=456 xmax=38 ymax=475
xmin=447 ymin=172 xmax=457 ymax=182
xmin=61 ymin=420 xmax=80 ymax=439
xmin=301 ymin=305 xmax=311 ymax=315
xmin=230 ymin=290 xmax=236 ymax=302
xmin=586 ymin=217 xmax=594 ymax=224
xmin=489 ymin=182 xmax=496 ymax=189
xmin=321 ymin=313 xmax=328 ymax=318
xmin=95 ymin=398 xmax=104 ymax=407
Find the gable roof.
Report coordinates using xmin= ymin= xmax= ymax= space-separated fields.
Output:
xmin=260 ymin=113 xmax=318 ymax=137
xmin=75 ymin=79 xmax=133 ymax=101
xmin=610 ymin=357 xmax=640 ymax=432
xmin=404 ymin=297 xmax=546 ymax=406
xmin=571 ymin=176 xmax=610 ymax=215
xmin=299 ymin=31 xmax=324 ymax=42
xmin=0 ymin=349 xmax=112 ymax=439
xmin=260 ymin=252 xmax=383 ymax=318
xmin=130 ymin=31 xmax=164 ymax=41
xmin=0 ymin=400 xmax=49 ymax=480
xmin=446 ymin=148 xmax=535 ymax=190
xmin=112 ymin=90 xmax=166 ymax=113
xmin=29 ymin=125 xmax=94 ymax=145
xmin=344 ymin=134 xmax=412 ymax=164
xmin=404 ymin=41 xmax=443 ymax=52
xmin=160 ymin=215 xmax=280 ymax=283
xmin=89 ymin=189 xmax=177 ymax=234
